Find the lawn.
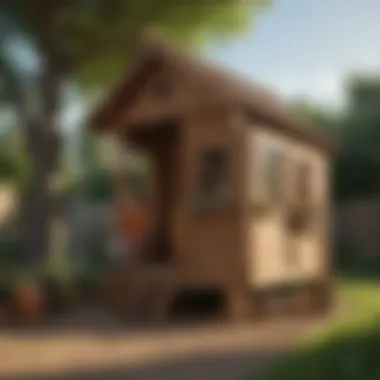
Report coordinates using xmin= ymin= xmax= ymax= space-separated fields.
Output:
xmin=252 ymin=276 xmax=380 ymax=380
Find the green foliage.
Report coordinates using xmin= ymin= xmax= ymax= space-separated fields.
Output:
xmin=335 ymin=78 xmax=380 ymax=198
xmin=341 ymin=258 xmax=380 ymax=279
xmin=74 ymin=0 xmax=270 ymax=89
xmin=0 ymin=279 xmax=12 ymax=305
xmin=291 ymin=75 xmax=380 ymax=202
xmin=258 ymin=325 xmax=380 ymax=380
xmin=0 ymin=129 xmax=28 ymax=187
xmin=0 ymin=226 xmax=109 ymax=308
xmin=129 ymin=168 xmax=150 ymax=197
xmin=291 ymin=99 xmax=340 ymax=137
xmin=333 ymin=77 xmax=380 ymax=200
xmin=0 ymin=231 xmax=27 ymax=267
xmin=83 ymin=168 xmax=113 ymax=202
xmin=72 ymin=263 xmax=106 ymax=298
xmin=0 ymin=151 xmax=16 ymax=180
xmin=0 ymin=231 xmax=42 ymax=293
xmin=2 ymin=0 xmax=270 ymax=90
xmin=76 ymin=165 xmax=149 ymax=202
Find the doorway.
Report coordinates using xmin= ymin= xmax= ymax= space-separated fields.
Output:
xmin=127 ymin=120 xmax=180 ymax=264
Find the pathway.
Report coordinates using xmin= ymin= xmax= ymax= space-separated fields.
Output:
xmin=0 ymin=308 xmax=320 ymax=380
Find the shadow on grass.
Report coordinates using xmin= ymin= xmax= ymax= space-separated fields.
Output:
xmin=255 ymin=273 xmax=380 ymax=380
xmin=256 ymin=322 xmax=380 ymax=380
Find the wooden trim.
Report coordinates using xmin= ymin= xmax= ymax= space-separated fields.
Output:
xmin=239 ymin=120 xmax=251 ymax=289
xmin=244 ymin=107 xmax=335 ymax=155
xmin=252 ymin=279 xmax=320 ymax=294
xmin=88 ymin=42 xmax=335 ymax=157
xmin=89 ymin=57 xmax=163 ymax=130
xmin=322 ymin=161 xmax=333 ymax=296
xmin=246 ymin=129 xmax=257 ymax=288
xmin=188 ymin=200 xmax=242 ymax=215
xmin=248 ymin=201 xmax=276 ymax=216
xmin=122 ymin=117 xmax=182 ymax=141
xmin=250 ymin=279 xmax=331 ymax=319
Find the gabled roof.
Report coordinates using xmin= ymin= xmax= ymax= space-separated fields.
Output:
xmin=88 ymin=34 xmax=334 ymax=153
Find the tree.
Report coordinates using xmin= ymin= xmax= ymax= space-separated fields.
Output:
xmin=334 ymin=76 xmax=380 ymax=200
xmin=290 ymin=98 xmax=340 ymax=137
xmin=291 ymin=75 xmax=380 ymax=201
xmin=0 ymin=0 xmax=269 ymax=262
xmin=0 ymin=125 xmax=28 ymax=189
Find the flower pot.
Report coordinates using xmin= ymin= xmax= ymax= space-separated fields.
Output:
xmin=13 ymin=281 xmax=45 ymax=325
xmin=0 ymin=305 xmax=11 ymax=326
xmin=43 ymin=277 xmax=73 ymax=315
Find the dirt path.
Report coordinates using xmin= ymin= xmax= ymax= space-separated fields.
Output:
xmin=0 ymin=309 xmax=317 ymax=380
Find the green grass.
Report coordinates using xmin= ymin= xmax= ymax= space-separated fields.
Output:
xmin=252 ymin=277 xmax=380 ymax=380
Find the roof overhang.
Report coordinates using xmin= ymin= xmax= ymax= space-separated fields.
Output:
xmin=243 ymin=106 xmax=336 ymax=155
xmin=87 ymin=34 xmax=336 ymax=155
xmin=87 ymin=55 xmax=163 ymax=132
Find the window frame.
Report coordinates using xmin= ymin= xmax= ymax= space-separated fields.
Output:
xmin=259 ymin=146 xmax=286 ymax=205
xmin=195 ymin=145 xmax=231 ymax=207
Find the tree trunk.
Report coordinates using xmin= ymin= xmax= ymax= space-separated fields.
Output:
xmin=21 ymin=118 xmax=61 ymax=263
xmin=21 ymin=7 xmax=64 ymax=263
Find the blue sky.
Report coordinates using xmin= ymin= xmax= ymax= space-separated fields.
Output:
xmin=204 ymin=0 xmax=380 ymax=108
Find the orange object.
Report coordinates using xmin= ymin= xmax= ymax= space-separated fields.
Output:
xmin=13 ymin=281 xmax=45 ymax=325
xmin=116 ymin=197 xmax=148 ymax=248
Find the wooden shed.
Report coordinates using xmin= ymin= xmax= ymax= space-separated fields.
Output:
xmin=88 ymin=36 xmax=333 ymax=322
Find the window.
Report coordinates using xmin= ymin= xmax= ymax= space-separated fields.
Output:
xmin=286 ymin=160 xmax=315 ymax=235
xmin=285 ymin=241 xmax=299 ymax=267
xmin=261 ymin=147 xmax=285 ymax=203
xmin=295 ymin=161 xmax=312 ymax=203
xmin=198 ymin=148 xmax=229 ymax=201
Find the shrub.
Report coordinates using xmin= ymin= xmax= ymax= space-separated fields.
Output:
xmin=83 ymin=168 xmax=113 ymax=202
xmin=257 ymin=322 xmax=380 ymax=380
xmin=0 ymin=281 xmax=12 ymax=306
xmin=341 ymin=256 xmax=380 ymax=279
xmin=0 ymin=232 xmax=27 ymax=267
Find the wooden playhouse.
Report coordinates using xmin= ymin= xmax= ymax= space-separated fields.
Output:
xmin=88 ymin=36 xmax=334 ymax=323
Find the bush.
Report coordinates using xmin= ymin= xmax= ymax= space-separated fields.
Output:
xmin=0 ymin=281 xmax=12 ymax=306
xmin=72 ymin=251 xmax=109 ymax=299
xmin=254 ymin=278 xmax=380 ymax=380
xmin=340 ymin=256 xmax=380 ymax=279
xmin=83 ymin=168 xmax=113 ymax=202
xmin=40 ymin=273 xmax=73 ymax=314
xmin=0 ymin=232 xmax=28 ymax=267
xmin=78 ymin=166 xmax=150 ymax=203
xmin=0 ymin=153 xmax=18 ymax=181
xmin=42 ymin=250 xmax=108 ymax=304
xmin=0 ymin=226 xmax=110 ymax=310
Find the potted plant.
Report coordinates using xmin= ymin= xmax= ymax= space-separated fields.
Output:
xmin=41 ymin=274 xmax=66 ymax=315
xmin=0 ymin=281 xmax=12 ymax=326
xmin=12 ymin=274 xmax=46 ymax=325
xmin=43 ymin=273 xmax=80 ymax=315
xmin=40 ymin=252 xmax=85 ymax=315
